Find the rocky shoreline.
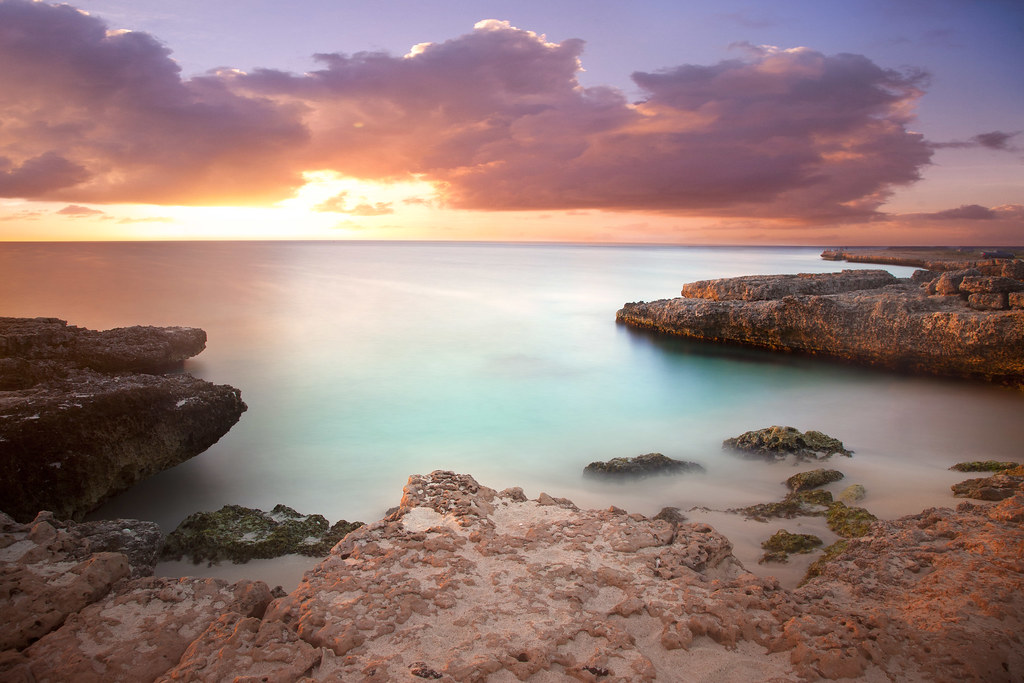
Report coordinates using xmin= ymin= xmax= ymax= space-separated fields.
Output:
xmin=2 ymin=471 xmax=1022 ymax=681
xmin=0 ymin=317 xmax=246 ymax=522
xmin=616 ymin=266 xmax=1024 ymax=388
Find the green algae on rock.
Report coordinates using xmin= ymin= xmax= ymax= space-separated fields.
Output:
xmin=825 ymin=502 xmax=878 ymax=537
xmin=162 ymin=504 xmax=363 ymax=564
xmin=722 ymin=426 xmax=852 ymax=463
xmin=950 ymin=460 xmax=1020 ymax=473
xmin=583 ymin=452 xmax=705 ymax=477
xmin=785 ymin=468 xmax=845 ymax=492
xmin=800 ymin=539 xmax=849 ymax=585
xmin=733 ymin=489 xmax=833 ymax=521
xmin=759 ymin=529 xmax=823 ymax=564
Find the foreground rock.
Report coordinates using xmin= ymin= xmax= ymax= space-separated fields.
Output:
xmin=0 ymin=317 xmax=246 ymax=522
xmin=2 ymin=473 xmax=1022 ymax=681
xmin=162 ymin=504 xmax=363 ymax=564
xmin=0 ymin=509 xmax=273 ymax=681
xmin=617 ymin=268 xmax=1024 ymax=387
xmin=584 ymin=452 xmax=705 ymax=477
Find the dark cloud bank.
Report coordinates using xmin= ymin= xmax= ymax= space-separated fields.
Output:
xmin=0 ymin=0 xmax=1010 ymax=226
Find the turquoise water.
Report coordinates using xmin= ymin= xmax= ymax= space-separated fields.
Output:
xmin=3 ymin=241 xmax=1023 ymax=583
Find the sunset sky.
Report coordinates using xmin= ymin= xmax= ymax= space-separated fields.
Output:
xmin=1 ymin=0 xmax=1021 ymax=244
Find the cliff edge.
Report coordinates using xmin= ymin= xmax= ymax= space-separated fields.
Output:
xmin=616 ymin=268 xmax=1024 ymax=387
xmin=0 ymin=317 xmax=246 ymax=522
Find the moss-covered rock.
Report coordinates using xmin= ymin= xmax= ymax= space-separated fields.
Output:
xmin=785 ymin=468 xmax=845 ymax=492
xmin=162 ymin=504 xmax=363 ymax=564
xmin=733 ymin=489 xmax=834 ymax=521
xmin=758 ymin=529 xmax=823 ymax=564
xmin=723 ymin=426 xmax=852 ymax=463
xmin=825 ymin=502 xmax=877 ymax=537
xmin=801 ymin=539 xmax=849 ymax=585
xmin=584 ymin=453 xmax=705 ymax=477
xmin=950 ymin=461 xmax=1019 ymax=473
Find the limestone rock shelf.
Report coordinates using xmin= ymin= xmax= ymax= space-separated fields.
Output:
xmin=2 ymin=471 xmax=1021 ymax=681
xmin=616 ymin=269 xmax=1024 ymax=387
xmin=0 ymin=317 xmax=246 ymax=522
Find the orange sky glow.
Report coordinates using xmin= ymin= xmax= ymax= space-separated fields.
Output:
xmin=1 ymin=2 xmax=1021 ymax=245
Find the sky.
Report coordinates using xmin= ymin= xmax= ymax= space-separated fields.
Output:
xmin=0 ymin=0 xmax=1021 ymax=244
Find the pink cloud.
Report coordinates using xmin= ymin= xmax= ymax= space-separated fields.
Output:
xmin=0 ymin=4 xmax=935 ymax=225
xmin=56 ymin=204 xmax=105 ymax=216
xmin=0 ymin=0 xmax=306 ymax=204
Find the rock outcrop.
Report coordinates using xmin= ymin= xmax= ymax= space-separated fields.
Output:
xmin=583 ymin=452 xmax=706 ymax=477
xmin=616 ymin=269 xmax=1024 ymax=387
xmin=2 ymin=472 xmax=1022 ymax=681
xmin=0 ymin=317 xmax=246 ymax=522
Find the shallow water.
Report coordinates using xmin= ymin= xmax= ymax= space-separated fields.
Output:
xmin=3 ymin=241 xmax=1021 ymax=588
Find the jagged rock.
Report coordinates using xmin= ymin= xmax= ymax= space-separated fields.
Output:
xmin=583 ymin=452 xmax=705 ymax=477
xmin=951 ymin=472 xmax=1024 ymax=501
xmin=4 ymin=476 xmax=1023 ymax=681
xmin=0 ymin=317 xmax=246 ymax=522
xmin=759 ymin=529 xmax=823 ymax=564
xmin=617 ymin=272 xmax=1024 ymax=387
xmin=162 ymin=504 xmax=363 ymax=564
xmin=785 ymin=468 xmax=844 ymax=492
xmin=838 ymin=484 xmax=866 ymax=504
xmin=680 ymin=270 xmax=896 ymax=301
xmin=959 ymin=276 xmax=1024 ymax=295
xmin=723 ymin=426 xmax=852 ymax=462
xmin=930 ymin=268 xmax=982 ymax=295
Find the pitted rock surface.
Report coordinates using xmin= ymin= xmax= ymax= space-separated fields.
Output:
xmin=4 ymin=474 xmax=1022 ymax=681
xmin=617 ymin=271 xmax=1024 ymax=387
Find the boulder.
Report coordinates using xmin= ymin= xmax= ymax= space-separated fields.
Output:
xmin=759 ymin=529 xmax=823 ymax=564
xmin=785 ymin=468 xmax=845 ymax=492
xmin=838 ymin=484 xmax=867 ymax=504
xmin=951 ymin=472 xmax=1024 ymax=501
xmin=583 ymin=452 xmax=705 ymax=477
xmin=723 ymin=426 xmax=852 ymax=462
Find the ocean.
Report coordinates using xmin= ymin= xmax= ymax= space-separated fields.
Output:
xmin=3 ymin=241 xmax=1023 ymax=587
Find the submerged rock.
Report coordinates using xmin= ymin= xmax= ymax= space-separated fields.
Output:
xmin=0 ymin=317 xmax=245 ymax=522
xmin=838 ymin=484 xmax=867 ymax=504
xmin=733 ymin=489 xmax=834 ymax=521
xmin=723 ymin=426 xmax=852 ymax=462
xmin=584 ymin=452 xmax=706 ymax=477
xmin=950 ymin=460 xmax=1020 ymax=473
xmin=162 ymin=504 xmax=364 ymax=564
xmin=759 ymin=529 xmax=823 ymax=564
xmin=825 ymin=502 xmax=878 ymax=537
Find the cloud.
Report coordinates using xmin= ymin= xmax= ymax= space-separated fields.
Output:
xmin=348 ymin=202 xmax=394 ymax=216
xmin=56 ymin=204 xmax=105 ymax=216
xmin=931 ymin=130 xmax=1019 ymax=151
xmin=0 ymin=0 xmax=307 ymax=204
xmin=924 ymin=204 xmax=996 ymax=220
xmin=314 ymin=192 xmax=350 ymax=212
xmin=1 ymin=5 xmax=935 ymax=224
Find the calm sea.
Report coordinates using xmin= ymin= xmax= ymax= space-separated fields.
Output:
xmin=3 ymin=241 xmax=1022 ymax=585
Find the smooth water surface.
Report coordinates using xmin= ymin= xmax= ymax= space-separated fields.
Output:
xmin=3 ymin=242 xmax=1022 ymax=586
